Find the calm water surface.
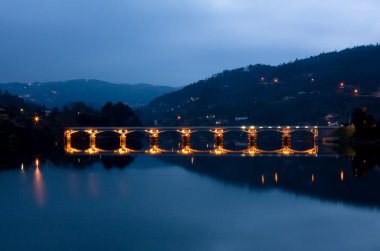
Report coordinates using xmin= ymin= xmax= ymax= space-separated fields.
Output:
xmin=1 ymin=155 xmax=380 ymax=251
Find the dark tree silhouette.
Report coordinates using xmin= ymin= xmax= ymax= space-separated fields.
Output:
xmin=351 ymin=106 xmax=369 ymax=132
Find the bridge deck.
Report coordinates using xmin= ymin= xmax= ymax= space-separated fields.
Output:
xmin=65 ymin=125 xmax=341 ymax=131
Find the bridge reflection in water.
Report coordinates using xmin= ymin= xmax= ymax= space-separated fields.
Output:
xmin=64 ymin=126 xmax=324 ymax=156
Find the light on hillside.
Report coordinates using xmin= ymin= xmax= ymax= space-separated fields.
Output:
xmin=34 ymin=115 xmax=40 ymax=123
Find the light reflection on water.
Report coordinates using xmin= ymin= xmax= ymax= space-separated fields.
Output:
xmin=0 ymin=155 xmax=380 ymax=251
xmin=34 ymin=159 xmax=45 ymax=207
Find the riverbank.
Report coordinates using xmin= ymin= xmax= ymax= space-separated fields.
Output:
xmin=327 ymin=127 xmax=380 ymax=146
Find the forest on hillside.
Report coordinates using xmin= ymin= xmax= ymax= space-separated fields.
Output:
xmin=145 ymin=45 xmax=380 ymax=126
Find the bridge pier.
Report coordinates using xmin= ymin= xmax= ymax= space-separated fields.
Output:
xmin=84 ymin=129 xmax=103 ymax=154
xmin=244 ymin=128 xmax=259 ymax=154
xmin=145 ymin=129 xmax=161 ymax=154
xmin=281 ymin=128 xmax=293 ymax=155
xmin=210 ymin=129 xmax=225 ymax=155
xmin=177 ymin=129 xmax=193 ymax=154
xmin=114 ymin=129 xmax=133 ymax=154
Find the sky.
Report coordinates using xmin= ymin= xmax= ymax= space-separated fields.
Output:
xmin=0 ymin=0 xmax=379 ymax=86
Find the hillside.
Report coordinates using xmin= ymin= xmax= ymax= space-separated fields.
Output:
xmin=145 ymin=45 xmax=380 ymax=125
xmin=0 ymin=90 xmax=45 ymax=116
xmin=0 ymin=79 xmax=177 ymax=108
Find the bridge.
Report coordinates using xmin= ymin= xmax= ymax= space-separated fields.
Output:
xmin=64 ymin=126 xmax=340 ymax=156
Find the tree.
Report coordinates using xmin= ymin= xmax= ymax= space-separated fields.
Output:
xmin=351 ymin=106 xmax=368 ymax=132
xmin=100 ymin=102 xmax=141 ymax=126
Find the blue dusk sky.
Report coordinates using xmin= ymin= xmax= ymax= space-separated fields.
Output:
xmin=0 ymin=0 xmax=379 ymax=86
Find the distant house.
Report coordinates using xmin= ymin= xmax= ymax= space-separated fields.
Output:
xmin=324 ymin=113 xmax=339 ymax=120
xmin=215 ymin=119 xmax=229 ymax=125
xmin=324 ymin=113 xmax=341 ymax=126
xmin=235 ymin=116 xmax=248 ymax=122
xmin=0 ymin=108 xmax=10 ymax=120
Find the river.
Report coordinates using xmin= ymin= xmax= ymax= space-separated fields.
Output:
xmin=0 ymin=154 xmax=380 ymax=251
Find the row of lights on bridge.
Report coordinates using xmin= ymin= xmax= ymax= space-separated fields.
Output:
xmin=240 ymin=125 xmax=318 ymax=129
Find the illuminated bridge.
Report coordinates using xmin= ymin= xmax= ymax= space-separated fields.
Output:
xmin=64 ymin=126 xmax=340 ymax=156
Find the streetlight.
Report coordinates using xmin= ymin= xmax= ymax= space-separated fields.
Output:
xmin=34 ymin=115 xmax=40 ymax=123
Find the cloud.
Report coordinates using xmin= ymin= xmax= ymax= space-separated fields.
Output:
xmin=0 ymin=0 xmax=379 ymax=85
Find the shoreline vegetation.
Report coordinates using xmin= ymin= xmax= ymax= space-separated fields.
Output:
xmin=0 ymin=90 xmax=143 ymax=154
xmin=327 ymin=106 xmax=380 ymax=147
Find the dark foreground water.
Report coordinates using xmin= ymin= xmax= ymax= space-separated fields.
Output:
xmin=1 ymin=154 xmax=380 ymax=251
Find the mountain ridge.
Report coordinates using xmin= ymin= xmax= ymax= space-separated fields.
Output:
xmin=0 ymin=79 xmax=177 ymax=108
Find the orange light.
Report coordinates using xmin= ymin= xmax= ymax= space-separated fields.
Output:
xmin=282 ymin=147 xmax=291 ymax=155
xmin=34 ymin=116 xmax=40 ymax=123
xmin=115 ymin=147 xmax=130 ymax=154
xmin=247 ymin=148 xmax=256 ymax=155
xmin=340 ymin=170 xmax=344 ymax=182
xmin=34 ymin=164 xmax=45 ymax=207
xmin=146 ymin=146 xmax=161 ymax=155
xmin=180 ymin=147 xmax=192 ymax=155
xmin=339 ymin=82 xmax=345 ymax=88
xmin=306 ymin=147 xmax=317 ymax=155
xmin=146 ymin=129 xmax=160 ymax=137
xmin=66 ymin=146 xmax=82 ymax=154
xmin=178 ymin=128 xmax=191 ymax=137
xmin=354 ymin=89 xmax=359 ymax=95
xmin=311 ymin=174 xmax=315 ymax=183
xmin=213 ymin=148 xmax=224 ymax=155
xmin=274 ymin=172 xmax=278 ymax=184
xmin=261 ymin=174 xmax=265 ymax=185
